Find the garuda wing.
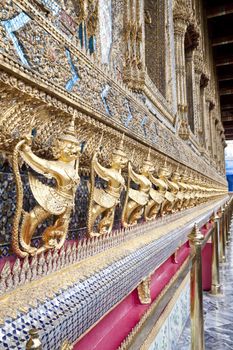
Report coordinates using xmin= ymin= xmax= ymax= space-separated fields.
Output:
xmin=128 ymin=188 xmax=148 ymax=206
xmin=149 ymin=188 xmax=164 ymax=204
xmin=28 ymin=173 xmax=69 ymax=215
xmin=165 ymin=191 xmax=175 ymax=202
xmin=87 ymin=182 xmax=117 ymax=209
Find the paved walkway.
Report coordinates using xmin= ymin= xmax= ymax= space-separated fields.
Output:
xmin=177 ymin=222 xmax=233 ymax=350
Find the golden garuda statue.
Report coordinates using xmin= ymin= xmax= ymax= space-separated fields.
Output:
xmin=167 ymin=166 xmax=181 ymax=212
xmin=187 ymin=173 xmax=196 ymax=207
xmin=12 ymin=114 xmax=82 ymax=257
xmin=194 ymin=176 xmax=203 ymax=205
xmin=177 ymin=168 xmax=190 ymax=209
xmin=151 ymin=158 xmax=175 ymax=216
xmin=141 ymin=149 xmax=164 ymax=221
xmin=87 ymin=134 xmax=128 ymax=237
xmin=122 ymin=152 xmax=152 ymax=227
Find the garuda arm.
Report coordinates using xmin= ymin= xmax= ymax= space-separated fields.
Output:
xmin=92 ymin=152 xmax=110 ymax=181
xmin=128 ymin=162 xmax=142 ymax=185
xmin=148 ymin=172 xmax=162 ymax=187
xmin=20 ymin=143 xmax=54 ymax=179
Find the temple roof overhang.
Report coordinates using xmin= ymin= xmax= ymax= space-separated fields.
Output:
xmin=206 ymin=0 xmax=233 ymax=140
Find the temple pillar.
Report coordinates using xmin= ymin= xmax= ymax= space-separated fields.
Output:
xmin=185 ymin=48 xmax=196 ymax=135
xmin=206 ymin=100 xmax=215 ymax=158
xmin=173 ymin=3 xmax=200 ymax=140
xmin=173 ymin=18 xmax=189 ymax=138
xmin=211 ymin=214 xmax=221 ymax=295
xmin=188 ymin=224 xmax=205 ymax=350
xmin=221 ymin=207 xmax=226 ymax=262
xmin=226 ymin=201 xmax=231 ymax=245
xmin=124 ymin=0 xmax=144 ymax=87
xmin=199 ymin=73 xmax=209 ymax=149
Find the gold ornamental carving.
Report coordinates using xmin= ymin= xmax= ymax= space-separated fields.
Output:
xmin=26 ymin=329 xmax=73 ymax=350
xmin=151 ymin=159 xmax=175 ymax=216
xmin=122 ymin=154 xmax=152 ymax=227
xmin=143 ymin=150 xmax=164 ymax=221
xmin=137 ymin=276 xmax=151 ymax=304
xmin=60 ymin=340 xmax=74 ymax=350
xmin=12 ymin=114 xmax=82 ymax=257
xmin=167 ymin=166 xmax=181 ymax=212
xmin=26 ymin=329 xmax=42 ymax=350
xmin=87 ymin=135 xmax=128 ymax=236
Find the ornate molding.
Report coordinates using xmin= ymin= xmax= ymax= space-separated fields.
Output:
xmin=173 ymin=0 xmax=191 ymax=24
xmin=185 ymin=20 xmax=200 ymax=51
xmin=137 ymin=276 xmax=152 ymax=304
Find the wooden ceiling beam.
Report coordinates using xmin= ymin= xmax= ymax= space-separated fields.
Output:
xmin=216 ymin=57 xmax=233 ymax=66
xmin=222 ymin=116 xmax=233 ymax=122
xmin=207 ymin=4 xmax=233 ymax=18
xmin=218 ymin=75 xmax=233 ymax=82
xmin=220 ymin=88 xmax=233 ymax=96
xmin=221 ymin=104 xmax=233 ymax=110
xmin=225 ymin=127 xmax=233 ymax=131
xmin=212 ymin=35 xmax=233 ymax=47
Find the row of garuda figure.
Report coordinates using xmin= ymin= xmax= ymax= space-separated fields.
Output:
xmin=11 ymin=116 xmax=225 ymax=257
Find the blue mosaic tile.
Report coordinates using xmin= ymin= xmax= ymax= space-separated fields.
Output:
xmin=1 ymin=12 xmax=31 ymax=66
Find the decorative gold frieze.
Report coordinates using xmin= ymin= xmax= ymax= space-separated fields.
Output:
xmin=143 ymin=150 xmax=164 ymax=221
xmin=87 ymin=134 xmax=128 ymax=236
xmin=137 ymin=276 xmax=151 ymax=304
xmin=0 ymin=63 xmax=225 ymax=186
xmin=122 ymin=156 xmax=152 ymax=228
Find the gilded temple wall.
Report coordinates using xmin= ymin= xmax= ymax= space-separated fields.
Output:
xmin=0 ymin=0 xmax=227 ymax=266
xmin=0 ymin=0 xmax=227 ymax=271
xmin=0 ymin=0 xmax=229 ymax=348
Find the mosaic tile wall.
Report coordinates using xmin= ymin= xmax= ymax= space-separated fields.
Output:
xmin=149 ymin=276 xmax=190 ymax=350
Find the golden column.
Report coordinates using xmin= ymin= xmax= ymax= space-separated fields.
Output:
xmin=227 ymin=199 xmax=233 ymax=243
xmin=225 ymin=202 xmax=230 ymax=245
xmin=223 ymin=205 xmax=228 ymax=253
xmin=221 ymin=207 xmax=226 ymax=263
xmin=188 ymin=224 xmax=205 ymax=350
xmin=211 ymin=214 xmax=221 ymax=295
